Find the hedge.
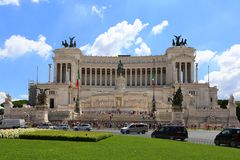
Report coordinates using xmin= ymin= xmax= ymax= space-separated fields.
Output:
xmin=19 ymin=130 xmax=113 ymax=142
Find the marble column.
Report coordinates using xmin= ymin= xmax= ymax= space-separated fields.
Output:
xmin=110 ymin=68 xmax=112 ymax=86
xmin=90 ymin=68 xmax=92 ymax=86
xmin=140 ymin=68 xmax=142 ymax=87
xmin=95 ymin=68 xmax=97 ymax=86
xmin=54 ymin=62 xmax=57 ymax=83
xmin=145 ymin=68 xmax=147 ymax=87
xmin=160 ymin=67 xmax=163 ymax=85
xmin=100 ymin=68 xmax=102 ymax=86
xmin=64 ymin=63 xmax=67 ymax=84
xmin=135 ymin=69 xmax=137 ymax=86
xmin=48 ymin=64 xmax=52 ymax=83
xmin=60 ymin=63 xmax=62 ymax=83
xmin=179 ymin=62 xmax=182 ymax=83
xmin=105 ymin=69 xmax=107 ymax=86
xmin=150 ymin=67 xmax=152 ymax=86
xmin=196 ymin=63 xmax=198 ymax=83
xmin=191 ymin=62 xmax=194 ymax=83
xmin=130 ymin=68 xmax=132 ymax=86
xmin=84 ymin=68 xmax=87 ymax=85
xmin=155 ymin=67 xmax=157 ymax=86
xmin=185 ymin=62 xmax=187 ymax=83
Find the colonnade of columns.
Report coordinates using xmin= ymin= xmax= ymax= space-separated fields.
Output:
xmin=175 ymin=62 xmax=194 ymax=83
xmin=55 ymin=62 xmax=194 ymax=85
xmin=56 ymin=63 xmax=72 ymax=83
xmin=80 ymin=67 xmax=167 ymax=87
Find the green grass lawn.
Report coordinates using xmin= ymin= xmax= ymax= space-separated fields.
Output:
xmin=0 ymin=135 xmax=239 ymax=160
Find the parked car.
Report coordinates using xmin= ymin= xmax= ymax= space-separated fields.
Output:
xmin=120 ymin=123 xmax=148 ymax=134
xmin=214 ymin=128 xmax=240 ymax=147
xmin=37 ymin=123 xmax=54 ymax=129
xmin=0 ymin=119 xmax=27 ymax=129
xmin=53 ymin=124 xmax=70 ymax=130
xmin=73 ymin=123 xmax=92 ymax=131
xmin=151 ymin=125 xmax=188 ymax=141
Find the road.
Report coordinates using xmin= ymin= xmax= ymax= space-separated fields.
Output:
xmin=92 ymin=129 xmax=220 ymax=145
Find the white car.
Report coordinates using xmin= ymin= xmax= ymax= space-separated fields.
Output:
xmin=53 ymin=124 xmax=70 ymax=130
xmin=120 ymin=123 xmax=148 ymax=134
xmin=74 ymin=123 xmax=92 ymax=131
xmin=37 ymin=123 xmax=54 ymax=129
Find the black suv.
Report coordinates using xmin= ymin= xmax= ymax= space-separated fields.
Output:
xmin=151 ymin=125 xmax=188 ymax=141
xmin=214 ymin=128 xmax=240 ymax=147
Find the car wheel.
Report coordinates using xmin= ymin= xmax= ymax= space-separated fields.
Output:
xmin=126 ymin=130 xmax=130 ymax=134
xmin=180 ymin=138 xmax=185 ymax=141
xmin=230 ymin=141 xmax=237 ymax=148
xmin=151 ymin=134 xmax=156 ymax=138
xmin=214 ymin=140 xmax=220 ymax=146
xmin=142 ymin=131 xmax=146 ymax=134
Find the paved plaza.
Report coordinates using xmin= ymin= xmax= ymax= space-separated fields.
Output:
xmin=93 ymin=129 xmax=220 ymax=145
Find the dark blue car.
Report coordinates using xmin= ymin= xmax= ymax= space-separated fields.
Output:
xmin=214 ymin=128 xmax=240 ymax=147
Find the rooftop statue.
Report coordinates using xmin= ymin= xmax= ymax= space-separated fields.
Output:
xmin=173 ymin=35 xmax=187 ymax=47
xmin=62 ymin=36 xmax=76 ymax=48
xmin=69 ymin=36 xmax=75 ymax=47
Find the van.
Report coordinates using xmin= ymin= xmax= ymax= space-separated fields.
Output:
xmin=120 ymin=123 xmax=148 ymax=134
xmin=151 ymin=125 xmax=188 ymax=141
xmin=0 ymin=119 xmax=26 ymax=129
xmin=214 ymin=128 xmax=240 ymax=147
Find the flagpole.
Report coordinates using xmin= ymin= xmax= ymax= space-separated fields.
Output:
xmin=75 ymin=60 xmax=80 ymax=113
xmin=151 ymin=58 xmax=156 ymax=118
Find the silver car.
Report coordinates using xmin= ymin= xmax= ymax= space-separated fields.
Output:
xmin=74 ymin=123 xmax=92 ymax=131
xmin=120 ymin=123 xmax=148 ymax=134
xmin=53 ymin=124 xmax=70 ymax=130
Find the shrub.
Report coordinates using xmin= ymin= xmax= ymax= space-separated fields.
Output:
xmin=19 ymin=130 xmax=113 ymax=142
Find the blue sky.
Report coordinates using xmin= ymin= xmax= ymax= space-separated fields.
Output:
xmin=0 ymin=0 xmax=240 ymax=102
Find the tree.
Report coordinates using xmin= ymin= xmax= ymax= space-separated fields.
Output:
xmin=217 ymin=99 xmax=228 ymax=109
xmin=12 ymin=100 xmax=29 ymax=108
xmin=172 ymin=87 xmax=183 ymax=108
xmin=236 ymin=101 xmax=240 ymax=121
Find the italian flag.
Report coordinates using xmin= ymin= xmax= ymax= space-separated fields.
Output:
xmin=76 ymin=69 xmax=80 ymax=88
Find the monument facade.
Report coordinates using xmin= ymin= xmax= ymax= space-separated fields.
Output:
xmin=22 ymin=36 xmax=239 ymax=127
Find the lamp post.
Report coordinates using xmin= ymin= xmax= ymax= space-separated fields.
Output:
xmin=151 ymin=59 xmax=156 ymax=118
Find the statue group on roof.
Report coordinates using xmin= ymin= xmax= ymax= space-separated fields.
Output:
xmin=172 ymin=35 xmax=187 ymax=47
xmin=62 ymin=36 xmax=76 ymax=48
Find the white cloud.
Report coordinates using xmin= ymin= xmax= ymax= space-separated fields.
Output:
xmin=195 ymin=50 xmax=216 ymax=65
xmin=0 ymin=0 xmax=19 ymax=6
xmin=80 ymin=44 xmax=91 ymax=53
xmin=81 ymin=19 xmax=149 ymax=56
xmin=91 ymin=5 xmax=107 ymax=19
xmin=135 ymin=42 xmax=151 ymax=56
xmin=0 ymin=92 xmax=7 ymax=104
xmin=19 ymin=94 xmax=28 ymax=100
xmin=135 ymin=37 xmax=143 ymax=45
xmin=0 ymin=35 xmax=52 ymax=59
xmin=31 ymin=0 xmax=39 ymax=3
xmin=200 ymin=44 xmax=240 ymax=100
xmin=151 ymin=20 xmax=168 ymax=35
